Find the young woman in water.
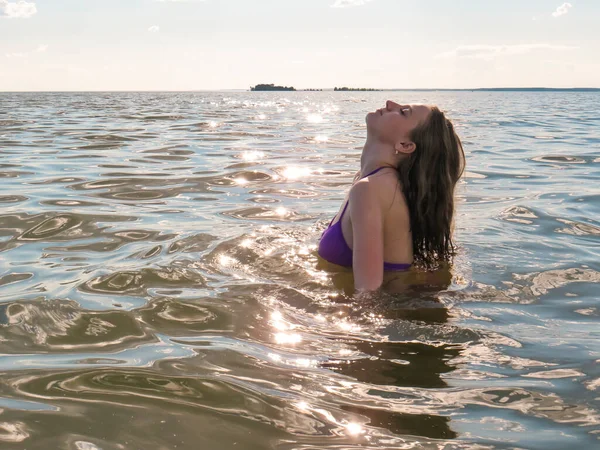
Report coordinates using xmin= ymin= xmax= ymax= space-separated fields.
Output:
xmin=318 ymin=100 xmax=465 ymax=292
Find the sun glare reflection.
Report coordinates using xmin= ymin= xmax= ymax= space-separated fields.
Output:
xmin=345 ymin=422 xmax=364 ymax=436
xmin=268 ymin=353 xmax=282 ymax=362
xmin=270 ymin=311 xmax=289 ymax=331
xmin=274 ymin=332 xmax=302 ymax=345
xmin=336 ymin=320 xmax=361 ymax=332
xmin=282 ymin=166 xmax=312 ymax=180
xmin=295 ymin=358 xmax=317 ymax=368
xmin=240 ymin=151 xmax=265 ymax=161
xmin=217 ymin=254 xmax=237 ymax=267
xmin=240 ymin=239 xmax=253 ymax=248
xmin=307 ymin=114 xmax=324 ymax=123
xmin=267 ymin=353 xmax=317 ymax=368
xmin=291 ymin=400 xmax=366 ymax=438
xmin=295 ymin=401 xmax=310 ymax=412
xmin=298 ymin=246 xmax=310 ymax=255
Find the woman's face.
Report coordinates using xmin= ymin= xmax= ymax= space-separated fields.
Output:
xmin=366 ymin=100 xmax=431 ymax=145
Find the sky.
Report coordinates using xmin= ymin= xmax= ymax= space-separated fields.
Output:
xmin=1 ymin=0 xmax=599 ymax=91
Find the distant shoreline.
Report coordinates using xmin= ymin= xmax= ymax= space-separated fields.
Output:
xmin=391 ymin=88 xmax=600 ymax=92
xmin=2 ymin=88 xmax=600 ymax=93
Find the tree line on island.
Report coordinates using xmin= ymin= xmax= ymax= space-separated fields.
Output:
xmin=250 ymin=83 xmax=380 ymax=91
xmin=333 ymin=87 xmax=380 ymax=91
xmin=250 ymin=84 xmax=296 ymax=91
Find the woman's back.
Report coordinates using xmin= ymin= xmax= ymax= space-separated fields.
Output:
xmin=319 ymin=167 xmax=413 ymax=268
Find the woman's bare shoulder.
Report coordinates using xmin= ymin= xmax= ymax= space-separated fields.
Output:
xmin=351 ymin=169 xmax=402 ymax=208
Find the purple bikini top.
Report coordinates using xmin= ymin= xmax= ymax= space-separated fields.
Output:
xmin=318 ymin=167 xmax=411 ymax=271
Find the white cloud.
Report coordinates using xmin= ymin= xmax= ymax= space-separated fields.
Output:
xmin=35 ymin=44 xmax=48 ymax=52
xmin=0 ymin=0 xmax=37 ymax=18
xmin=331 ymin=0 xmax=374 ymax=8
xmin=148 ymin=25 xmax=160 ymax=32
xmin=552 ymin=2 xmax=572 ymax=17
xmin=437 ymin=44 xmax=578 ymax=60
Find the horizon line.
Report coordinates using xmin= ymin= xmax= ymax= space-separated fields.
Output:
xmin=2 ymin=87 xmax=600 ymax=93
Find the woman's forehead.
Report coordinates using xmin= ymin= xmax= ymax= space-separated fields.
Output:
xmin=410 ymin=104 xmax=432 ymax=121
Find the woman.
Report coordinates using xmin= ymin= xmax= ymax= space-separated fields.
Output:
xmin=318 ymin=100 xmax=465 ymax=292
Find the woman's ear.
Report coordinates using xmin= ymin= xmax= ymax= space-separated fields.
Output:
xmin=395 ymin=141 xmax=416 ymax=155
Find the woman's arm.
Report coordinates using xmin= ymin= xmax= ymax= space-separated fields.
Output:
xmin=349 ymin=180 xmax=385 ymax=291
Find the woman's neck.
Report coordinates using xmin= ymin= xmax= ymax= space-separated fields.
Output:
xmin=360 ymin=139 xmax=399 ymax=175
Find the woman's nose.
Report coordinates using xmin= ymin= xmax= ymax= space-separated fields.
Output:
xmin=386 ymin=100 xmax=400 ymax=110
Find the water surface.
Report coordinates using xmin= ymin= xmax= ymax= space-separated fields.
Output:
xmin=0 ymin=91 xmax=599 ymax=449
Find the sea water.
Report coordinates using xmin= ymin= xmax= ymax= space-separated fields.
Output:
xmin=0 ymin=91 xmax=599 ymax=449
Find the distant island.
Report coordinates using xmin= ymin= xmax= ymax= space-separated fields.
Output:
xmin=334 ymin=87 xmax=381 ymax=91
xmin=250 ymin=84 xmax=295 ymax=91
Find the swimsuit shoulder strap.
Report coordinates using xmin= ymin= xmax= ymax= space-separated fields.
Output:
xmin=360 ymin=166 xmax=392 ymax=179
xmin=335 ymin=167 xmax=393 ymax=223
xmin=338 ymin=200 xmax=350 ymax=221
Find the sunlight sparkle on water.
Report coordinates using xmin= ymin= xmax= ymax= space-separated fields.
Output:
xmin=304 ymin=267 xmax=329 ymax=282
xmin=270 ymin=311 xmax=290 ymax=331
xmin=217 ymin=255 xmax=237 ymax=267
xmin=275 ymin=207 xmax=287 ymax=216
xmin=240 ymin=151 xmax=265 ymax=161
xmin=282 ymin=166 xmax=312 ymax=180
xmin=295 ymin=358 xmax=317 ymax=368
xmin=209 ymin=121 xmax=218 ymax=128
xmin=345 ymin=422 xmax=364 ymax=436
xmin=240 ymin=239 xmax=253 ymax=248
xmin=274 ymin=332 xmax=302 ymax=345
xmin=307 ymin=114 xmax=324 ymax=123
xmin=268 ymin=353 xmax=282 ymax=363
xmin=298 ymin=246 xmax=310 ymax=255
xmin=315 ymin=135 xmax=329 ymax=142
xmin=295 ymin=401 xmax=310 ymax=412
xmin=233 ymin=177 xmax=248 ymax=185
xmin=337 ymin=320 xmax=361 ymax=332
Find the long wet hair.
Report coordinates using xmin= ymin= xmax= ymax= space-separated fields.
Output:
xmin=397 ymin=106 xmax=465 ymax=268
